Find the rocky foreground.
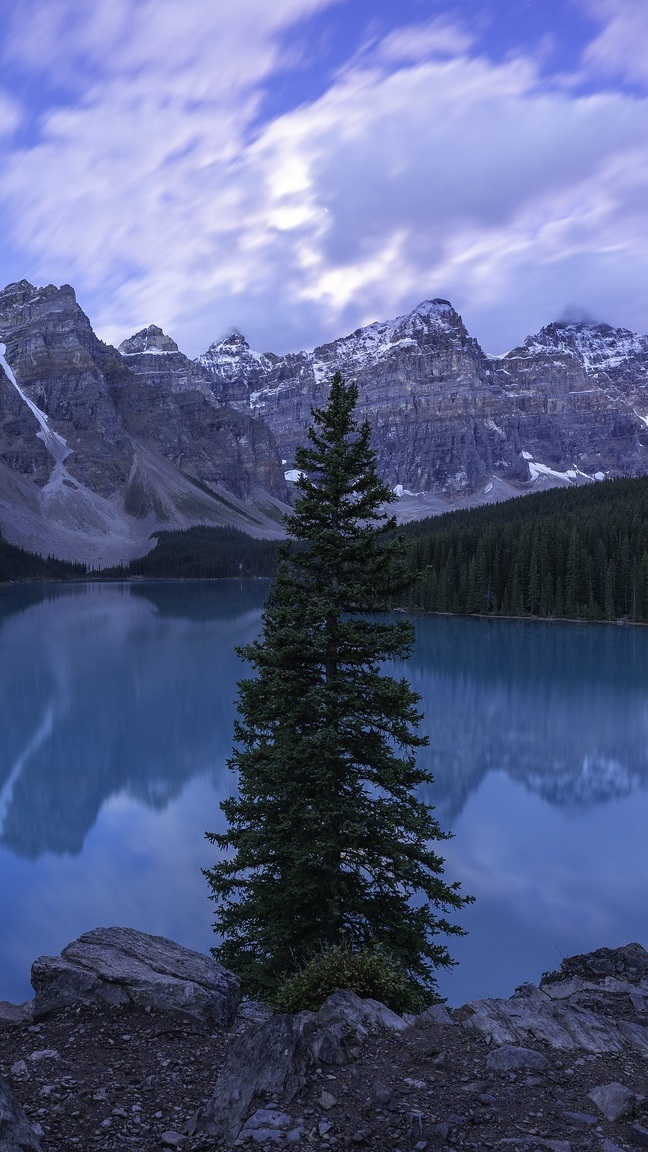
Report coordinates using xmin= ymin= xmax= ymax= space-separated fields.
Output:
xmin=1 ymin=929 xmax=648 ymax=1152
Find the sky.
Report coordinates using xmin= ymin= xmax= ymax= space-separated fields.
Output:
xmin=0 ymin=0 xmax=647 ymax=358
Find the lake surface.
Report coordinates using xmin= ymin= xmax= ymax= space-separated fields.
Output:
xmin=1 ymin=580 xmax=647 ymax=1007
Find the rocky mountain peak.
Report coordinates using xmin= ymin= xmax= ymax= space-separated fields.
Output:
xmin=411 ymin=297 xmax=455 ymax=320
xmin=0 ymin=280 xmax=84 ymax=340
xmin=394 ymin=297 xmax=477 ymax=345
xmin=506 ymin=317 xmax=648 ymax=376
xmin=201 ymin=328 xmax=251 ymax=358
xmin=221 ymin=327 xmax=248 ymax=349
xmin=119 ymin=325 xmax=179 ymax=356
xmin=196 ymin=329 xmax=273 ymax=391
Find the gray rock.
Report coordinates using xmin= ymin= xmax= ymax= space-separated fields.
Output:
xmin=462 ymin=944 xmax=648 ymax=1054
xmin=373 ymin=1082 xmax=393 ymax=1105
xmin=588 ymin=1081 xmax=636 ymax=1122
xmin=542 ymin=943 xmax=648 ymax=987
xmin=238 ymin=1106 xmax=302 ymax=1145
xmin=0 ymin=1078 xmax=42 ymax=1151
xmin=30 ymin=926 xmax=239 ymax=1026
xmin=204 ymin=989 xmax=407 ymax=1144
xmin=562 ymin=1110 xmax=598 ymax=1127
xmin=0 ymin=1002 xmax=32 ymax=1026
xmin=415 ymin=1003 xmax=453 ymax=1026
xmin=235 ymin=1000 xmax=274 ymax=1027
xmin=485 ymin=1044 xmax=550 ymax=1072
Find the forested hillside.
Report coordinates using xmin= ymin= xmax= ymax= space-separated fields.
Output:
xmin=113 ymin=527 xmax=278 ymax=579
xmin=0 ymin=535 xmax=86 ymax=582
xmin=402 ymin=477 xmax=648 ymax=622
xmin=0 ymin=526 xmax=277 ymax=583
xmin=4 ymin=478 xmax=648 ymax=624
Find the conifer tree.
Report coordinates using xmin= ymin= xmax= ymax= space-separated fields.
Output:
xmin=205 ymin=372 xmax=470 ymax=1000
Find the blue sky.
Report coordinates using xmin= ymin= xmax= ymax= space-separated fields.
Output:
xmin=0 ymin=0 xmax=647 ymax=356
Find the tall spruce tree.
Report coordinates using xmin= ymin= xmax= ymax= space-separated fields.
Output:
xmin=205 ymin=372 xmax=469 ymax=1000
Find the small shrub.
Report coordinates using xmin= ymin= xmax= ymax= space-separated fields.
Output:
xmin=272 ymin=943 xmax=437 ymax=1015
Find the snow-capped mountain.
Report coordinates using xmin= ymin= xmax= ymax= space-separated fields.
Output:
xmin=199 ymin=301 xmax=648 ymax=504
xmin=2 ymin=278 xmax=648 ymax=564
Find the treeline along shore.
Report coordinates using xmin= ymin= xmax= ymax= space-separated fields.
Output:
xmin=4 ymin=476 xmax=648 ymax=625
xmin=401 ymin=475 xmax=648 ymax=623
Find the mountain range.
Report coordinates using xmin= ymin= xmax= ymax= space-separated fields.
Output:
xmin=1 ymin=278 xmax=648 ymax=565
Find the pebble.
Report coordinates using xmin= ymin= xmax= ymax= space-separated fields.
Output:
xmin=319 ymin=1090 xmax=337 ymax=1110
xmin=160 ymin=1133 xmax=186 ymax=1148
xmin=351 ymin=1126 xmax=373 ymax=1143
xmin=485 ymin=1045 xmax=549 ymax=1073
xmin=28 ymin=1048 xmax=61 ymax=1062
xmin=373 ymin=1081 xmax=393 ymax=1105
xmin=561 ymin=1110 xmax=598 ymax=1127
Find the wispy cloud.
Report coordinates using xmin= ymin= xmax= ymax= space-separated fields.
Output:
xmin=0 ymin=1 xmax=647 ymax=357
xmin=580 ymin=0 xmax=648 ymax=86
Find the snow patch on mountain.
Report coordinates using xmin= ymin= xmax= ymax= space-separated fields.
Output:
xmin=119 ymin=325 xmax=179 ymax=356
xmin=197 ymin=330 xmax=273 ymax=380
xmin=311 ymin=298 xmax=461 ymax=384
xmin=0 ymin=342 xmax=70 ymax=466
xmin=508 ymin=321 xmax=648 ymax=376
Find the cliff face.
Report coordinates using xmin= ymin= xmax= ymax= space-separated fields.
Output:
xmin=198 ymin=302 xmax=648 ymax=497
xmin=0 ymin=283 xmax=287 ymax=564
xmin=116 ymin=324 xmax=286 ymax=502
xmin=0 ymin=280 xmax=133 ymax=497
xmin=3 ymin=278 xmax=648 ymax=563
xmin=199 ymin=300 xmax=513 ymax=492
xmin=491 ymin=318 xmax=648 ymax=481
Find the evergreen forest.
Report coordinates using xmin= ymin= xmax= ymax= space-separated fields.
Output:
xmin=0 ymin=534 xmax=86 ymax=582
xmin=0 ymin=526 xmax=278 ymax=583
xmin=401 ymin=476 xmax=648 ymax=622
xmin=104 ymin=526 xmax=279 ymax=580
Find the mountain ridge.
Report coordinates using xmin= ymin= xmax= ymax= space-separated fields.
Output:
xmin=2 ymin=279 xmax=648 ymax=563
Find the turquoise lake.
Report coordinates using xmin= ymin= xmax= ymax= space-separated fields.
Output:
xmin=1 ymin=580 xmax=647 ymax=1006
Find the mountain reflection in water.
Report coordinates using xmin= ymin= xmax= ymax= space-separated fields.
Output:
xmin=0 ymin=581 xmax=646 ymax=1005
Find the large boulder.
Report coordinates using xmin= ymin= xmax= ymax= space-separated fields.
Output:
xmin=30 ymin=927 xmax=239 ymax=1025
xmin=0 ymin=1079 xmax=41 ymax=1151
xmin=459 ymin=943 xmax=648 ymax=1055
xmin=204 ymin=988 xmax=407 ymax=1144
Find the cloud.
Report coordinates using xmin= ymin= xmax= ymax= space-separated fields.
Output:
xmin=2 ymin=0 xmax=337 ymax=91
xmin=0 ymin=89 xmax=21 ymax=136
xmin=1 ymin=2 xmax=648 ymax=357
xmin=373 ymin=18 xmax=475 ymax=65
xmin=557 ymin=305 xmax=599 ymax=324
xmin=580 ymin=0 xmax=648 ymax=86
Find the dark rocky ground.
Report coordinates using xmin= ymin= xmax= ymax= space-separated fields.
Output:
xmin=2 ymin=983 xmax=648 ymax=1152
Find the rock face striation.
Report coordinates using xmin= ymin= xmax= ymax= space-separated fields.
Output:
xmin=199 ymin=301 xmax=648 ymax=500
xmin=3 ymin=278 xmax=648 ymax=563
xmin=0 ymin=282 xmax=287 ymax=565
xmin=30 ymin=927 xmax=240 ymax=1026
